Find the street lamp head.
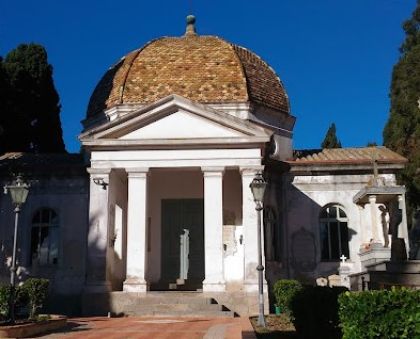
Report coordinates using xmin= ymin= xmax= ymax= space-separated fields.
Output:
xmin=5 ymin=175 xmax=30 ymax=207
xmin=249 ymin=172 xmax=267 ymax=205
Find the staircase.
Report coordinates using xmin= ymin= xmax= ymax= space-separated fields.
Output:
xmin=107 ymin=292 xmax=234 ymax=318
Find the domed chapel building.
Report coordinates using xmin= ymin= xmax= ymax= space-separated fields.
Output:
xmin=0 ymin=17 xmax=410 ymax=315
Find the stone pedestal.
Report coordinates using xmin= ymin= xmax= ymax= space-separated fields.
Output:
xmin=359 ymin=243 xmax=391 ymax=270
xmin=338 ymin=262 xmax=356 ymax=289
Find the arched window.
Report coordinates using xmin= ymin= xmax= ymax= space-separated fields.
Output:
xmin=320 ymin=205 xmax=349 ymax=261
xmin=31 ymin=208 xmax=59 ymax=265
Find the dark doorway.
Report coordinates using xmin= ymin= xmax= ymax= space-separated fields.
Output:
xmin=158 ymin=199 xmax=204 ymax=290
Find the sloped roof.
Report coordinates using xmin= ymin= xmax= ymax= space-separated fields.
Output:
xmin=0 ymin=153 xmax=86 ymax=172
xmin=289 ymin=147 xmax=407 ymax=165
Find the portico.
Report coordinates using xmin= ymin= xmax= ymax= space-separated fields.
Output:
xmin=81 ymin=95 xmax=271 ymax=294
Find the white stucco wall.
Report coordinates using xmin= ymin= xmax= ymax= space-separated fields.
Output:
xmin=283 ymin=173 xmax=397 ymax=280
xmin=222 ymin=169 xmax=242 ymax=225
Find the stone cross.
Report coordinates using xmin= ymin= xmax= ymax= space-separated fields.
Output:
xmin=340 ymin=254 xmax=347 ymax=263
xmin=371 ymin=148 xmax=379 ymax=185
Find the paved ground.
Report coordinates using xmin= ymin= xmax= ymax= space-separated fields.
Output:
xmin=36 ymin=316 xmax=256 ymax=339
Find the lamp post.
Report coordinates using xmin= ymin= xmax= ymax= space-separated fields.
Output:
xmin=4 ymin=175 xmax=29 ymax=324
xmin=249 ymin=172 xmax=267 ymax=327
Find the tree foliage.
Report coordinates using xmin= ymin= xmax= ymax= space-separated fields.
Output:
xmin=321 ymin=123 xmax=342 ymax=148
xmin=0 ymin=43 xmax=65 ymax=154
xmin=383 ymin=1 xmax=420 ymax=221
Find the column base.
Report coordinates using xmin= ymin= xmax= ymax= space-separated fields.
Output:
xmin=123 ymin=278 xmax=148 ymax=292
xmin=84 ymin=281 xmax=111 ymax=293
xmin=203 ymin=280 xmax=226 ymax=292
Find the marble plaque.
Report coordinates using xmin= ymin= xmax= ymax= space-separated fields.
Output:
xmin=291 ymin=228 xmax=317 ymax=272
xmin=223 ymin=225 xmax=237 ymax=256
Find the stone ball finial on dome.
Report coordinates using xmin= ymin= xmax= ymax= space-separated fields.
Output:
xmin=185 ymin=15 xmax=197 ymax=36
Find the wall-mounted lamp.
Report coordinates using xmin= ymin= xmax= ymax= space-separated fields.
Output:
xmin=93 ymin=177 xmax=108 ymax=190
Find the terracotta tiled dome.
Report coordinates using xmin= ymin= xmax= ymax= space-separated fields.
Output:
xmin=86 ymin=17 xmax=289 ymax=118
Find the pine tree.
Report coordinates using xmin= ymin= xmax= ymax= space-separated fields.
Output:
xmin=0 ymin=43 xmax=65 ymax=153
xmin=321 ymin=123 xmax=342 ymax=148
xmin=383 ymin=1 xmax=420 ymax=221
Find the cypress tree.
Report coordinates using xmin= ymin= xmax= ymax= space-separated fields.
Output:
xmin=0 ymin=58 xmax=11 ymax=154
xmin=1 ymin=43 xmax=65 ymax=153
xmin=383 ymin=1 xmax=420 ymax=221
xmin=321 ymin=123 xmax=342 ymax=148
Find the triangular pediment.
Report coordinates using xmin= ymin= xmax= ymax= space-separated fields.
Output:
xmin=120 ymin=109 xmax=245 ymax=139
xmin=79 ymin=95 xmax=271 ymax=148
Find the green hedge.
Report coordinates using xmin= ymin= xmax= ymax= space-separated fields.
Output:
xmin=290 ymin=286 xmax=348 ymax=339
xmin=273 ymin=279 xmax=302 ymax=314
xmin=339 ymin=288 xmax=420 ymax=339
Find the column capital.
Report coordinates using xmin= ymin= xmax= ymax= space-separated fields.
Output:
xmin=126 ymin=167 xmax=149 ymax=178
xmin=368 ymin=195 xmax=377 ymax=203
xmin=201 ymin=166 xmax=225 ymax=176
xmin=87 ymin=167 xmax=111 ymax=176
xmin=240 ymin=166 xmax=264 ymax=176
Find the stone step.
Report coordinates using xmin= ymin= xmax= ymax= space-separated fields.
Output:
xmin=124 ymin=309 xmax=235 ymax=318
xmin=123 ymin=303 xmax=223 ymax=312
xmin=110 ymin=292 xmax=215 ymax=305
xmin=82 ymin=292 xmax=235 ymax=317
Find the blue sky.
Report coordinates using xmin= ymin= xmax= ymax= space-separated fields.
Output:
xmin=0 ymin=0 xmax=416 ymax=152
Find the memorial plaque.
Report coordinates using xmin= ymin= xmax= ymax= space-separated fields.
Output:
xmin=291 ymin=228 xmax=317 ymax=272
xmin=223 ymin=225 xmax=237 ymax=256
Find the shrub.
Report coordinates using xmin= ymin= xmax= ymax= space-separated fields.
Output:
xmin=273 ymin=279 xmax=302 ymax=314
xmin=339 ymin=287 xmax=420 ymax=339
xmin=0 ymin=285 xmax=11 ymax=320
xmin=0 ymin=285 xmax=27 ymax=321
xmin=290 ymin=286 xmax=348 ymax=339
xmin=20 ymin=278 xmax=49 ymax=320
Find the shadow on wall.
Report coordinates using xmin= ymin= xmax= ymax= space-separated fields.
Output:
xmin=0 ymin=206 xmax=114 ymax=317
xmin=268 ymin=175 xmax=358 ymax=286
xmin=77 ymin=210 xmax=126 ymax=317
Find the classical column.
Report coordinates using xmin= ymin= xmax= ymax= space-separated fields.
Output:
xmin=398 ymin=194 xmax=410 ymax=252
xmin=241 ymin=167 xmax=266 ymax=292
xmin=85 ymin=168 xmax=111 ymax=293
xmin=202 ymin=167 xmax=226 ymax=292
xmin=123 ymin=168 xmax=149 ymax=292
xmin=358 ymin=205 xmax=367 ymax=249
xmin=369 ymin=195 xmax=380 ymax=243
